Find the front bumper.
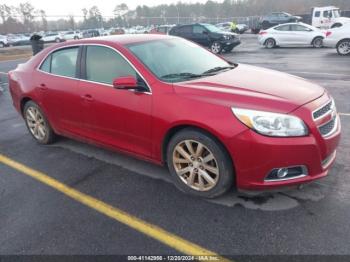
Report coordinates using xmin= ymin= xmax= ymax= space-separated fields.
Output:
xmin=220 ymin=38 xmax=241 ymax=49
xmin=323 ymin=38 xmax=338 ymax=48
xmin=226 ymin=94 xmax=341 ymax=191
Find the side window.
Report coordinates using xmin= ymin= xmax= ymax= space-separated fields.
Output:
xmin=158 ymin=27 xmax=166 ymax=33
xmin=193 ymin=25 xmax=205 ymax=34
xmin=51 ymin=47 xmax=79 ymax=78
xmin=86 ymin=46 xmax=136 ymax=85
xmin=40 ymin=55 xmax=51 ymax=73
xmin=275 ymin=25 xmax=290 ymax=31
xmin=323 ymin=11 xmax=329 ymax=17
xmin=290 ymin=25 xmax=309 ymax=31
xmin=179 ymin=26 xmax=192 ymax=34
xmin=315 ymin=11 xmax=321 ymax=17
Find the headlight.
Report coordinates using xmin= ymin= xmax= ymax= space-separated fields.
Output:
xmin=232 ymin=108 xmax=308 ymax=137
xmin=223 ymin=35 xmax=231 ymax=40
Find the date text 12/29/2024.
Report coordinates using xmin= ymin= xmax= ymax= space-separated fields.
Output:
xmin=127 ymin=256 xmax=221 ymax=261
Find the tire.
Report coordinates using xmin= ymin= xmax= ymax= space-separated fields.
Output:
xmin=312 ymin=37 xmax=323 ymax=48
xmin=23 ymin=101 xmax=57 ymax=144
xmin=336 ymin=39 xmax=350 ymax=56
xmin=166 ymin=128 xmax=234 ymax=198
xmin=264 ymin=38 xmax=276 ymax=49
xmin=210 ymin=41 xmax=223 ymax=54
xmin=0 ymin=42 xmax=4 ymax=48
xmin=55 ymin=38 xmax=60 ymax=43
xmin=74 ymin=36 xmax=79 ymax=40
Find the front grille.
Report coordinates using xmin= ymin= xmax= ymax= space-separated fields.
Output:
xmin=319 ymin=117 xmax=336 ymax=136
xmin=313 ymin=100 xmax=333 ymax=119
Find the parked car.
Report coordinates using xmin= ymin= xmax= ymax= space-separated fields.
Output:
xmin=82 ymin=29 xmax=100 ymax=38
xmin=324 ymin=23 xmax=350 ymax=55
xmin=169 ymin=23 xmax=241 ymax=54
xmin=0 ymin=35 xmax=8 ymax=47
xmin=216 ymin=22 xmax=249 ymax=34
xmin=258 ymin=22 xmax=325 ymax=48
xmin=9 ymin=34 xmax=31 ymax=46
xmin=42 ymin=32 xmax=65 ymax=43
xmin=63 ymin=31 xmax=82 ymax=40
xmin=110 ymin=28 xmax=125 ymax=35
xmin=8 ymin=35 xmax=340 ymax=198
xmin=260 ymin=12 xmax=302 ymax=30
xmin=150 ymin=25 xmax=174 ymax=35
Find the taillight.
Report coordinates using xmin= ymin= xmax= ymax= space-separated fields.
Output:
xmin=259 ymin=31 xmax=267 ymax=35
xmin=326 ymin=31 xmax=332 ymax=37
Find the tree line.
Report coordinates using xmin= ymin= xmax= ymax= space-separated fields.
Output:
xmin=1 ymin=0 xmax=350 ymax=34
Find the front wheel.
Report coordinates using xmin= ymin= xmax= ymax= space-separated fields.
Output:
xmin=336 ymin=39 xmax=350 ymax=56
xmin=210 ymin=41 xmax=223 ymax=54
xmin=166 ymin=128 xmax=234 ymax=198
xmin=24 ymin=101 xmax=57 ymax=144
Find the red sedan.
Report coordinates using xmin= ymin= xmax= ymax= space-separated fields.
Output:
xmin=8 ymin=34 xmax=341 ymax=198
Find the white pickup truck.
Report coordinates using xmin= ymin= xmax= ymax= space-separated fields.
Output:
xmin=311 ymin=6 xmax=350 ymax=29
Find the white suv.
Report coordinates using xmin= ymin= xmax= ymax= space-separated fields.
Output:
xmin=42 ymin=32 xmax=65 ymax=43
xmin=63 ymin=31 xmax=82 ymax=40
xmin=324 ymin=23 xmax=350 ymax=55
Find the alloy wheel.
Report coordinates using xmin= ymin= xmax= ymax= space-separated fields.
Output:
xmin=25 ymin=107 xmax=47 ymax=141
xmin=338 ymin=41 xmax=350 ymax=55
xmin=211 ymin=42 xmax=221 ymax=54
xmin=313 ymin=38 xmax=323 ymax=48
xmin=265 ymin=39 xmax=275 ymax=49
xmin=172 ymin=140 xmax=219 ymax=192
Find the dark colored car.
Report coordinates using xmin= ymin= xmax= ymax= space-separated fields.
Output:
xmin=82 ymin=29 xmax=100 ymax=38
xmin=260 ymin=12 xmax=302 ymax=30
xmin=169 ymin=23 xmax=240 ymax=54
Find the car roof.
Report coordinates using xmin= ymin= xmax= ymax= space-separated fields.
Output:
xmin=65 ymin=34 xmax=177 ymax=46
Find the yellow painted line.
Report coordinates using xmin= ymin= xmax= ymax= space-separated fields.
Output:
xmin=0 ymin=154 xmax=231 ymax=262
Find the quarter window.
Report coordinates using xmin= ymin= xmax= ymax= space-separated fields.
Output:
xmin=85 ymin=46 xmax=136 ymax=85
xmin=40 ymin=55 xmax=51 ymax=73
xmin=50 ymin=47 xmax=79 ymax=78
xmin=193 ymin=25 xmax=206 ymax=34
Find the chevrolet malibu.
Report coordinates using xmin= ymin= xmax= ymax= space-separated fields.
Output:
xmin=8 ymin=35 xmax=341 ymax=198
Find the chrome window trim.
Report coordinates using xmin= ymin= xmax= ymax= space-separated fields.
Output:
xmin=36 ymin=43 xmax=152 ymax=95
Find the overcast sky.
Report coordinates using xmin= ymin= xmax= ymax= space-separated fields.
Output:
xmin=0 ymin=0 xmax=209 ymax=18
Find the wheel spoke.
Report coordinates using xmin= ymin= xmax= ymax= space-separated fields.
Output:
xmin=187 ymin=170 xmax=196 ymax=186
xmin=185 ymin=141 xmax=195 ymax=155
xmin=195 ymin=143 xmax=204 ymax=157
xmin=199 ymin=170 xmax=216 ymax=186
xmin=175 ymin=146 xmax=192 ymax=161
xmin=27 ymin=109 xmax=36 ymax=120
xmin=38 ymin=125 xmax=46 ymax=137
xmin=173 ymin=157 xmax=191 ymax=164
xmin=177 ymin=166 xmax=191 ymax=176
xmin=203 ymin=164 xmax=219 ymax=175
xmin=203 ymin=154 xmax=214 ymax=163
xmin=198 ymin=174 xmax=205 ymax=190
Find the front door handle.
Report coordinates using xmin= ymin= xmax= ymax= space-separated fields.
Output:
xmin=81 ymin=94 xmax=94 ymax=102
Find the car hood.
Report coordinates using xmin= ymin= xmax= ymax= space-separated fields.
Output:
xmin=173 ymin=64 xmax=324 ymax=113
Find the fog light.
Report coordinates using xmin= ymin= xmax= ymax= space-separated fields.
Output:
xmin=277 ymin=168 xmax=288 ymax=178
xmin=265 ymin=166 xmax=308 ymax=182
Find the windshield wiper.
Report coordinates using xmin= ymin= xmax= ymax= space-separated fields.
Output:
xmin=202 ymin=66 xmax=236 ymax=75
xmin=161 ymin=72 xmax=207 ymax=79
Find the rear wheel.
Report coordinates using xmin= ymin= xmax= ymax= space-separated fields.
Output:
xmin=265 ymin=38 xmax=276 ymax=49
xmin=312 ymin=37 xmax=323 ymax=48
xmin=166 ymin=128 xmax=234 ymax=198
xmin=24 ymin=101 xmax=56 ymax=144
xmin=336 ymin=39 xmax=350 ymax=56
xmin=210 ymin=41 xmax=223 ymax=54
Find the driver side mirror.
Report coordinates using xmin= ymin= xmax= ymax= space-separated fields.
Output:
xmin=113 ymin=76 xmax=138 ymax=90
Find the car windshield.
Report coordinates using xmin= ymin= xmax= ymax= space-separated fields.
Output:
xmin=203 ymin=24 xmax=222 ymax=33
xmin=127 ymin=38 xmax=233 ymax=83
xmin=333 ymin=9 xmax=341 ymax=18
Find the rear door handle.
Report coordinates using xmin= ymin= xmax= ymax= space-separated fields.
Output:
xmin=81 ymin=94 xmax=94 ymax=102
xmin=38 ymin=83 xmax=48 ymax=90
